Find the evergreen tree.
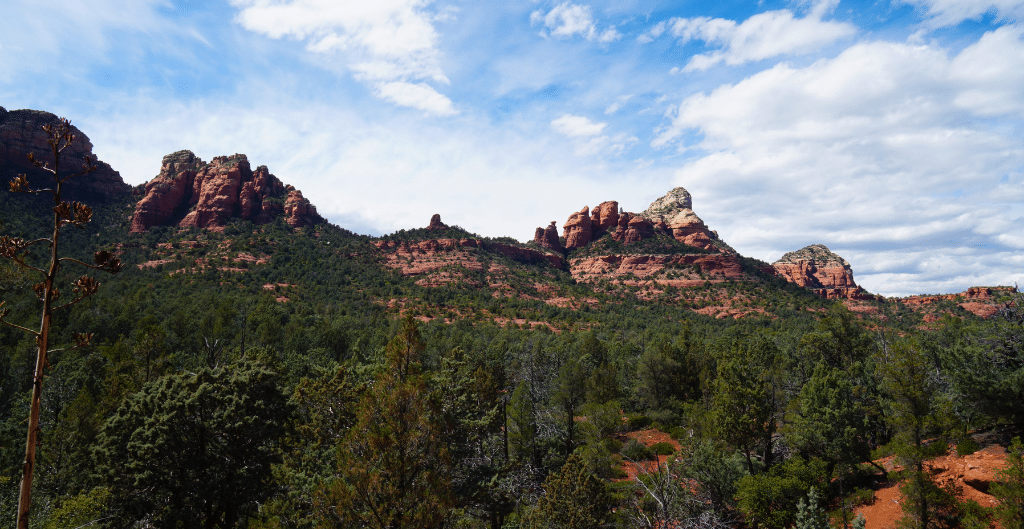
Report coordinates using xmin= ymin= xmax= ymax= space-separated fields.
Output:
xmin=320 ymin=317 xmax=454 ymax=529
xmin=93 ymin=357 xmax=291 ymax=528
xmin=795 ymin=487 xmax=828 ymax=529
xmin=523 ymin=452 xmax=614 ymax=529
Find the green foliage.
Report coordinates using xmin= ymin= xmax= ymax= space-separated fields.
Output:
xmin=650 ymin=442 xmax=676 ymax=456
xmin=42 ymin=487 xmax=110 ymax=529
xmin=93 ymin=356 xmax=292 ymax=528
xmin=523 ymin=452 xmax=614 ymax=529
xmin=736 ymin=456 xmax=829 ymax=529
xmin=956 ymin=437 xmax=980 ymax=456
xmin=678 ymin=439 xmax=745 ymax=518
xmin=795 ymin=486 xmax=828 ymax=529
xmin=622 ymin=439 xmax=655 ymax=461
xmin=993 ymin=436 xmax=1024 ymax=529
xmin=321 ymin=317 xmax=454 ymax=529
xmin=712 ymin=335 xmax=782 ymax=473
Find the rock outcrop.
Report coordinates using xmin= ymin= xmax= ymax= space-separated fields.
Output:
xmin=546 ymin=187 xmax=728 ymax=253
xmin=533 ymin=221 xmax=563 ymax=251
xmin=130 ymin=150 xmax=321 ymax=233
xmin=563 ymin=206 xmax=593 ymax=250
xmin=426 ymin=214 xmax=449 ymax=230
xmin=773 ymin=244 xmax=872 ymax=300
xmin=640 ymin=187 xmax=723 ymax=251
xmin=0 ymin=107 xmax=130 ymax=200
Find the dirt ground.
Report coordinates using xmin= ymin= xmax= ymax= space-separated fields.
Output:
xmin=615 ymin=428 xmax=1011 ymax=529
xmin=856 ymin=444 xmax=1006 ymax=529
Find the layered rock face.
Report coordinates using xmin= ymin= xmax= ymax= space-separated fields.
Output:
xmin=130 ymin=151 xmax=321 ymax=233
xmin=772 ymin=244 xmax=871 ymax=300
xmin=640 ymin=187 xmax=722 ymax=251
xmin=0 ymin=107 xmax=130 ymax=199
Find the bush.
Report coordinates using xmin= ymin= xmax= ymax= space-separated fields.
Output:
xmin=627 ymin=415 xmax=652 ymax=430
xmin=650 ymin=442 xmax=677 ymax=456
xmin=621 ymin=440 xmax=655 ymax=461
xmin=956 ymin=437 xmax=980 ymax=456
xmin=602 ymin=437 xmax=623 ymax=454
xmin=668 ymin=427 xmax=689 ymax=440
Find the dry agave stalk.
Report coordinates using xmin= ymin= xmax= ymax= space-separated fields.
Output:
xmin=0 ymin=117 xmax=121 ymax=529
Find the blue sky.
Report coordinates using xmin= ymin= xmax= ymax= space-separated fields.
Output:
xmin=2 ymin=0 xmax=1023 ymax=296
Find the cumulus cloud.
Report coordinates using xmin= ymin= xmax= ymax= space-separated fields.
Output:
xmin=658 ymin=2 xmax=856 ymax=71
xmin=230 ymin=0 xmax=456 ymax=115
xmin=899 ymin=0 xmax=1024 ymax=27
xmin=551 ymin=114 xmax=607 ymax=136
xmin=654 ymin=31 xmax=1024 ymax=294
xmin=530 ymin=2 xmax=621 ymax=43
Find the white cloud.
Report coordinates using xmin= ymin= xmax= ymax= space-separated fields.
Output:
xmin=654 ymin=32 xmax=1024 ymax=295
xmin=551 ymin=114 xmax=607 ymax=136
xmin=899 ymin=0 xmax=1024 ymax=27
xmin=662 ymin=3 xmax=856 ymax=71
xmin=230 ymin=0 xmax=456 ymax=115
xmin=550 ymin=114 xmax=638 ymax=156
xmin=530 ymin=2 xmax=622 ymax=43
xmin=375 ymin=81 xmax=457 ymax=116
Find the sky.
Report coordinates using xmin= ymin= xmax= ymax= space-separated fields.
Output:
xmin=1 ymin=0 xmax=1023 ymax=297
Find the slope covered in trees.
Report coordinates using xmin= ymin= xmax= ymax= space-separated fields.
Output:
xmin=0 ymin=113 xmax=1022 ymax=528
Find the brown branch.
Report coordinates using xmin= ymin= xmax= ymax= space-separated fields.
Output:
xmin=0 ymin=319 xmax=40 ymax=336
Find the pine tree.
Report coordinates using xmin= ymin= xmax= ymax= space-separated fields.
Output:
xmin=795 ymin=487 xmax=828 ymax=529
xmin=523 ymin=452 xmax=614 ymax=529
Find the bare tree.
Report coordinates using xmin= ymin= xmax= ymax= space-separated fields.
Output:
xmin=0 ymin=117 xmax=122 ymax=528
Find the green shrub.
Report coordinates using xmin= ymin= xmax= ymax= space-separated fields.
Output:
xmin=602 ymin=437 xmax=623 ymax=454
xmin=621 ymin=440 xmax=655 ymax=461
xmin=650 ymin=442 xmax=676 ymax=456
xmin=668 ymin=427 xmax=689 ymax=440
xmin=956 ymin=437 xmax=980 ymax=456
xmin=627 ymin=415 xmax=652 ymax=430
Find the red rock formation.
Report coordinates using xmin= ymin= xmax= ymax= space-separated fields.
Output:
xmin=181 ymin=155 xmax=248 ymax=228
xmin=772 ymin=244 xmax=872 ymax=300
xmin=284 ymin=189 xmax=323 ymax=228
xmin=640 ymin=187 xmax=722 ymax=251
xmin=0 ymin=107 xmax=130 ymax=199
xmin=130 ymin=151 xmax=320 ymax=233
xmin=427 ymin=214 xmax=449 ymax=230
xmin=609 ymin=212 xmax=654 ymax=243
xmin=563 ymin=206 xmax=593 ymax=250
xmin=590 ymin=201 xmax=619 ymax=236
xmin=533 ymin=221 xmax=563 ymax=251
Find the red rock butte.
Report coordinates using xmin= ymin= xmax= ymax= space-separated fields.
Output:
xmin=129 ymin=150 xmax=323 ymax=233
xmin=772 ymin=244 xmax=874 ymax=300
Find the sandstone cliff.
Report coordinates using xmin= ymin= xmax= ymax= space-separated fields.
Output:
xmin=773 ymin=244 xmax=873 ymax=300
xmin=0 ymin=107 xmax=130 ymax=200
xmin=130 ymin=150 xmax=322 ymax=233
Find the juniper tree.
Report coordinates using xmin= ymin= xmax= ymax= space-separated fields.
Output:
xmin=0 ymin=117 xmax=121 ymax=529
